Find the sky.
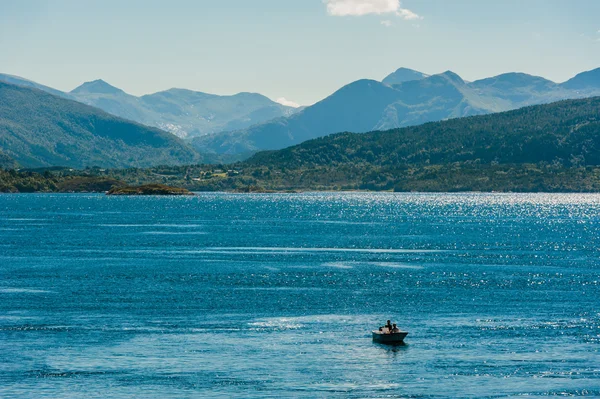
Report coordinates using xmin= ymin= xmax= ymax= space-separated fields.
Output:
xmin=1 ymin=0 xmax=600 ymax=106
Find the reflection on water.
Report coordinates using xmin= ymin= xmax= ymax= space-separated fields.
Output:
xmin=374 ymin=342 xmax=409 ymax=353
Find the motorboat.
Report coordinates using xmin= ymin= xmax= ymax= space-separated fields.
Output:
xmin=372 ymin=327 xmax=408 ymax=344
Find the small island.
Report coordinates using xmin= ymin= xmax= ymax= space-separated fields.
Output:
xmin=106 ymin=184 xmax=194 ymax=196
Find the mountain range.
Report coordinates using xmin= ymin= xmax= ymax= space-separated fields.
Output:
xmin=0 ymin=73 xmax=298 ymax=139
xmin=1 ymin=67 xmax=600 ymax=169
xmin=192 ymin=67 xmax=600 ymax=155
xmin=0 ymin=81 xmax=199 ymax=168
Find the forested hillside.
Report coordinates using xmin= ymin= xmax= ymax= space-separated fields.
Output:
xmin=247 ymin=97 xmax=600 ymax=169
xmin=0 ymin=81 xmax=200 ymax=168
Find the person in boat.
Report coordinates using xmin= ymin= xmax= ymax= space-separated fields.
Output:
xmin=392 ymin=323 xmax=399 ymax=333
xmin=385 ymin=320 xmax=393 ymax=332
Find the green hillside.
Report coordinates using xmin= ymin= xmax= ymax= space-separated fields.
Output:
xmin=247 ymin=97 xmax=600 ymax=168
xmin=0 ymin=81 xmax=200 ymax=168
xmin=233 ymin=96 xmax=600 ymax=191
xmin=0 ymin=149 xmax=17 ymax=168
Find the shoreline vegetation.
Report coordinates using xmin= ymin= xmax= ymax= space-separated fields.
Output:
xmin=4 ymin=163 xmax=600 ymax=194
xmin=106 ymin=184 xmax=194 ymax=196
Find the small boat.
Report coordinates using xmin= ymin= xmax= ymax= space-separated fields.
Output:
xmin=372 ymin=328 xmax=408 ymax=344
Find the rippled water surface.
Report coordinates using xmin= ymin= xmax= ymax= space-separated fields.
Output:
xmin=1 ymin=193 xmax=599 ymax=398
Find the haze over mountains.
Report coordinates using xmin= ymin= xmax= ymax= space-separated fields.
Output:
xmin=0 ymin=73 xmax=299 ymax=139
xmin=192 ymin=67 xmax=600 ymax=155
xmin=69 ymin=80 xmax=299 ymax=139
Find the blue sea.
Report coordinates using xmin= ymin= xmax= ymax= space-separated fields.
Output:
xmin=1 ymin=193 xmax=599 ymax=398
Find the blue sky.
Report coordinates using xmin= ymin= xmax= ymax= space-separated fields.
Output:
xmin=1 ymin=0 xmax=599 ymax=105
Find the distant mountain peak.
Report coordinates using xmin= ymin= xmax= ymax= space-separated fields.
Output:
xmin=437 ymin=70 xmax=465 ymax=84
xmin=562 ymin=67 xmax=600 ymax=90
xmin=382 ymin=67 xmax=429 ymax=86
xmin=471 ymin=72 xmax=556 ymax=89
xmin=392 ymin=67 xmax=424 ymax=74
xmin=71 ymin=79 xmax=124 ymax=95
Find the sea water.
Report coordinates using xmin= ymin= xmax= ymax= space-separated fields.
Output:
xmin=0 ymin=193 xmax=599 ymax=398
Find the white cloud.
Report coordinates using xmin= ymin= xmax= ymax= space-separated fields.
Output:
xmin=324 ymin=0 xmax=421 ymax=20
xmin=395 ymin=7 xmax=421 ymax=20
xmin=275 ymin=97 xmax=301 ymax=108
xmin=380 ymin=20 xmax=392 ymax=27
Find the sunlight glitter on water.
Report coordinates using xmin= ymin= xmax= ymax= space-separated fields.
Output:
xmin=1 ymin=193 xmax=599 ymax=398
